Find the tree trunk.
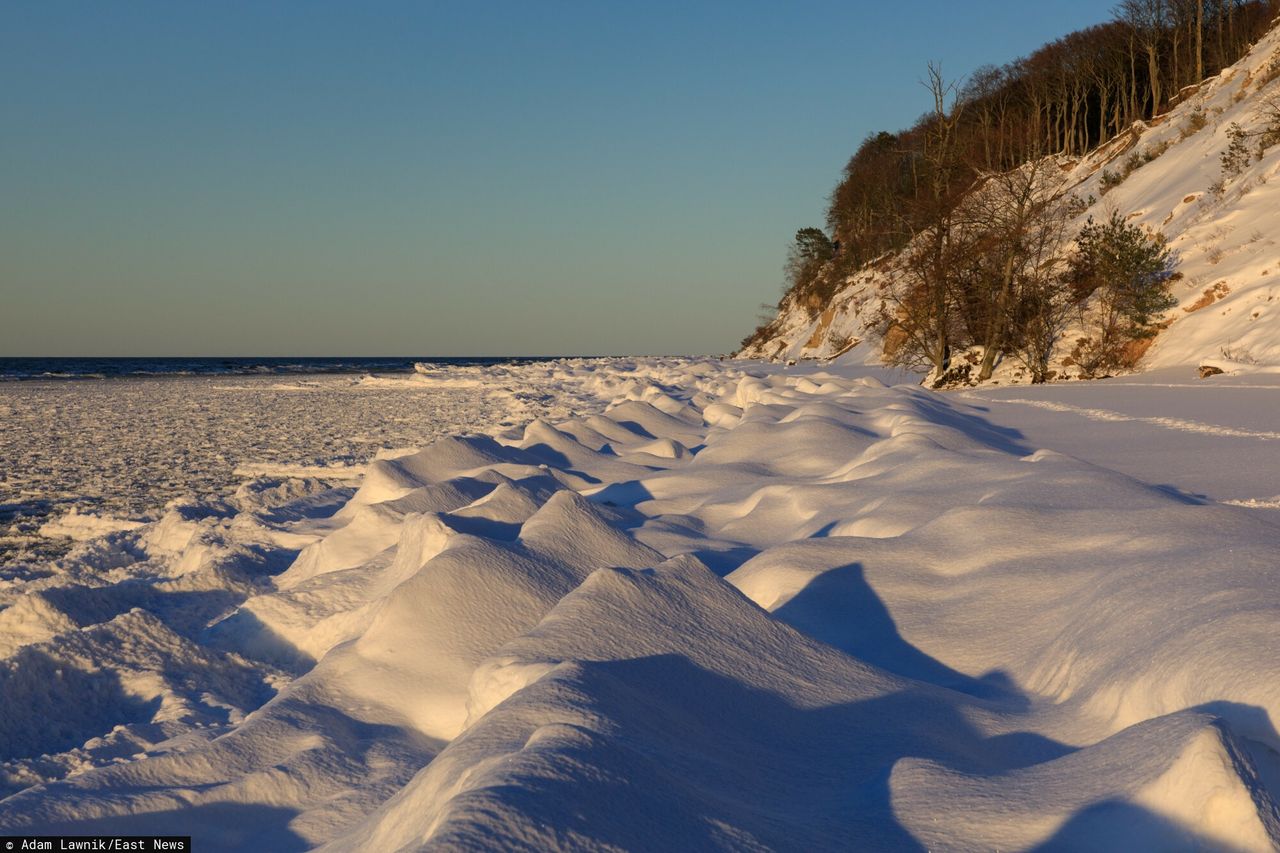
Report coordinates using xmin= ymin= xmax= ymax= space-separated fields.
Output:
xmin=1228 ymin=0 xmax=1236 ymax=60
xmin=1097 ymin=78 xmax=1110 ymax=145
xmin=934 ymin=298 xmax=948 ymax=376
xmin=1187 ymin=0 xmax=1198 ymax=80
xmin=1129 ymin=35 xmax=1139 ymax=124
xmin=1217 ymin=0 xmax=1226 ymax=71
xmin=1171 ymin=29 xmax=1182 ymax=91
xmin=1147 ymin=44 xmax=1161 ymax=116
xmin=977 ymin=252 xmax=1017 ymax=381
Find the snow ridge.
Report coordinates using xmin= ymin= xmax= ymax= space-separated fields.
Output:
xmin=966 ymin=395 xmax=1280 ymax=439
xmin=2 ymin=358 xmax=1279 ymax=850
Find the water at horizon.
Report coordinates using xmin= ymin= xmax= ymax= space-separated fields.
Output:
xmin=0 ymin=356 xmax=563 ymax=381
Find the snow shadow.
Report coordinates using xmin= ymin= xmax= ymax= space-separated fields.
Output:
xmin=18 ymin=802 xmax=308 ymax=852
xmin=0 ymin=649 xmax=161 ymax=762
xmin=204 ymin=606 xmax=317 ymax=674
xmin=254 ymin=486 xmax=356 ymax=524
xmin=41 ymin=582 xmax=255 ymax=641
xmin=545 ymin=654 xmax=1072 ymax=850
xmin=775 ymin=563 xmax=999 ymax=696
xmin=1148 ymin=482 xmax=1212 ymax=505
xmin=1194 ymin=700 xmax=1280 ymax=787
xmin=589 ymin=479 xmax=654 ymax=509
xmin=609 ymin=419 xmax=659 ymax=440
xmin=910 ymin=394 xmax=1034 ymax=456
xmin=520 ymin=442 xmax=603 ymax=484
xmin=1031 ymin=799 xmax=1250 ymax=851
xmin=441 ymin=512 xmax=523 ymax=541
xmin=685 ymin=544 xmax=762 ymax=576
xmin=774 ymin=562 xmax=1042 ymax=711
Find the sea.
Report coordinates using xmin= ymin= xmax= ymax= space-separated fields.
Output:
xmin=0 ymin=356 xmax=552 ymax=381
xmin=0 ymin=355 xmax=570 ymax=564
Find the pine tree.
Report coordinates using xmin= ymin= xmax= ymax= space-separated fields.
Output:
xmin=1067 ymin=211 xmax=1177 ymax=374
xmin=1221 ymin=123 xmax=1252 ymax=177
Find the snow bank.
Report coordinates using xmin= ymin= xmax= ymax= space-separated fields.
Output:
xmin=2 ymin=357 xmax=1279 ymax=849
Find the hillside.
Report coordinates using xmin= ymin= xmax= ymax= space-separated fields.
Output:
xmin=741 ymin=17 xmax=1280 ymax=384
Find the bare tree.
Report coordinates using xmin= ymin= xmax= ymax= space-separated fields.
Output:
xmin=1194 ymin=0 xmax=1204 ymax=81
xmin=1002 ymin=192 xmax=1077 ymax=383
xmin=953 ymin=158 xmax=1072 ymax=381
xmin=1118 ymin=0 xmax=1170 ymax=115
xmin=890 ymin=63 xmax=967 ymax=380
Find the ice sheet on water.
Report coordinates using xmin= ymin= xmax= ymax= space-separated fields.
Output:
xmin=0 ymin=366 xmax=640 ymax=565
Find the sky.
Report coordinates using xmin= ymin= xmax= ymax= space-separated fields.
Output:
xmin=2 ymin=1 xmax=1121 ymax=357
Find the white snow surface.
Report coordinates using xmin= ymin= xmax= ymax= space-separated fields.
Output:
xmin=0 ymin=363 xmax=684 ymax=565
xmin=2 ymin=356 xmax=1280 ymax=850
xmin=743 ymin=19 xmax=1280 ymax=382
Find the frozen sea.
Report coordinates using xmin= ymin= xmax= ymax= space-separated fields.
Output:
xmin=0 ymin=358 xmax=567 ymax=565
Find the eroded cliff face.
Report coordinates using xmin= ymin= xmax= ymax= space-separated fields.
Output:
xmin=741 ymin=21 xmax=1280 ymax=385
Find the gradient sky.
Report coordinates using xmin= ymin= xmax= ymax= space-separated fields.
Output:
xmin=2 ymin=1 xmax=1121 ymax=356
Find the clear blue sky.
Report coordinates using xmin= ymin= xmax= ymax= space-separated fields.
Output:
xmin=2 ymin=1 xmax=1119 ymax=356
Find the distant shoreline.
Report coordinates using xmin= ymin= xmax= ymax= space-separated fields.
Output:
xmin=0 ymin=356 xmax=568 ymax=382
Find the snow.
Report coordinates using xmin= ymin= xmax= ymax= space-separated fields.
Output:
xmin=3 ymin=356 xmax=1280 ymax=849
xmin=962 ymin=366 xmax=1280 ymax=524
xmin=0 ymin=363 xmax=688 ymax=565
xmin=38 ymin=511 xmax=146 ymax=542
xmin=7 ymin=32 xmax=1280 ymax=844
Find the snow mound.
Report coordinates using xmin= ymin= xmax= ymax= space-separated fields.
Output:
xmin=894 ymin=711 xmax=1280 ymax=851
xmin=3 ymin=357 xmax=1280 ymax=849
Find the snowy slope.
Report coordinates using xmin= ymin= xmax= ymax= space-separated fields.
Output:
xmin=742 ymin=19 xmax=1280 ymax=380
xmin=3 ymin=357 xmax=1280 ymax=850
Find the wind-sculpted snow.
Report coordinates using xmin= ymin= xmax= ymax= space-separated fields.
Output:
xmin=0 ymin=359 xmax=711 ymax=565
xmin=2 ymin=358 xmax=1279 ymax=850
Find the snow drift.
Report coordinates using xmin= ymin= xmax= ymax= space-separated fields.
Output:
xmin=2 ymin=357 xmax=1280 ymax=850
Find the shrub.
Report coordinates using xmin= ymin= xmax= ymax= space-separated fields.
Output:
xmin=1221 ymin=123 xmax=1252 ymax=177
xmin=1065 ymin=212 xmax=1177 ymax=376
xmin=783 ymin=227 xmax=837 ymax=316
xmin=1100 ymin=148 xmax=1155 ymax=196
xmin=827 ymin=332 xmax=854 ymax=354
xmin=1180 ymin=110 xmax=1208 ymax=139
xmin=1258 ymin=56 xmax=1280 ymax=89
xmin=1065 ymin=194 xmax=1096 ymax=217
xmin=1140 ymin=140 xmax=1170 ymax=163
xmin=1256 ymin=96 xmax=1280 ymax=154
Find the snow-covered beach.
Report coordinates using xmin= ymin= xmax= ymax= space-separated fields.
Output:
xmin=2 ymin=356 xmax=1279 ymax=849
xmin=0 ymin=362 xmax=658 ymax=565
xmin=12 ymin=0 xmax=1280 ymax=847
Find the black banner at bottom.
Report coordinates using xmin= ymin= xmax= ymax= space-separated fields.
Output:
xmin=2 ymin=840 xmax=190 ymax=852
